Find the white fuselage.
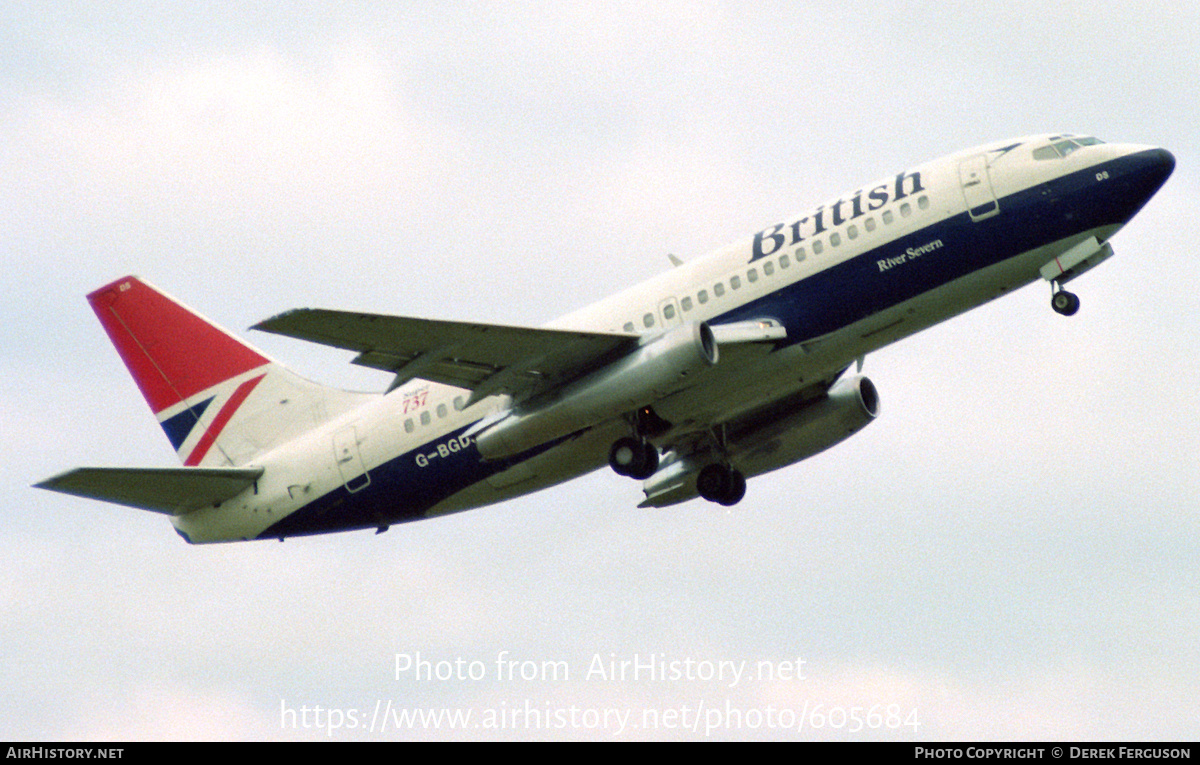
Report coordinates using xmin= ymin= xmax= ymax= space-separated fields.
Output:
xmin=171 ymin=135 xmax=1174 ymax=542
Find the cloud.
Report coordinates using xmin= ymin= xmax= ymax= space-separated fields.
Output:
xmin=4 ymin=3 xmax=1198 ymax=742
xmin=63 ymin=682 xmax=276 ymax=741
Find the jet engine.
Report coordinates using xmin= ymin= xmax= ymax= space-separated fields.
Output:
xmin=475 ymin=321 xmax=718 ymax=460
xmin=640 ymin=375 xmax=880 ymax=507
xmin=730 ymin=374 xmax=879 ymax=474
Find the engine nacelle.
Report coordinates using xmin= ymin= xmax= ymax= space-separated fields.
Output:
xmin=640 ymin=375 xmax=879 ymax=507
xmin=731 ymin=374 xmax=879 ymax=475
xmin=476 ymin=321 xmax=718 ymax=460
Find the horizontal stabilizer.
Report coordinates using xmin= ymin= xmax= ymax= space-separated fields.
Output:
xmin=35 ymin=466 xmax=264 ymax=515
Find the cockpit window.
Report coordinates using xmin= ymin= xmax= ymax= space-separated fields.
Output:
xmin=1055 ymin=139 xmax=1082 ymax=157
xmin=1032 ymin=136 xmax=1104 ymax=160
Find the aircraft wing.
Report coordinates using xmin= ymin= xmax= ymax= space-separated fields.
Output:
xmin=253 ymin=309 xmax=643 ymax=401
xmin=255 ymin=307 xmax=791 ymax=403
xmin=35 ymin=466 xmax=264 ymax=515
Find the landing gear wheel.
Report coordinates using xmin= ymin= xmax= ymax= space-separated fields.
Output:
xmin=719 ymin=470 xmax=746 ymax=506
xmin=608 ymin=437 xmax=638 ymax=476
xmin=697 ymin=464 xmax=746 ymax=506
xmin=1052 ymin=289 xmax=1080 ymax=316
xmin=609 ymin=437 xmax=658 ymax=479
xmin=627 ymin=442 xmax=658 ymax=480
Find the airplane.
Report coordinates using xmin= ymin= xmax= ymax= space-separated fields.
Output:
xmin=36 ymin=134 xmax=1174 ymax=543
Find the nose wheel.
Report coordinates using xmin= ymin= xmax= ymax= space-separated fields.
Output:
xmin=1051 ymin=286 xmax=1080 ymax=316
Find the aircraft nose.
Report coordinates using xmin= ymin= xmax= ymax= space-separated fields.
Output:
xmin=1121 ymin=146 xmax=1175 ymax=208
xmin=1146 ymin=147 xmax=1176 ymax=188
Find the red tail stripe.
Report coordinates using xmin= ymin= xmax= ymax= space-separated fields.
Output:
xmin=184 ymin=375 xmax=266 ymax=466
xmin=88 ymin=277 xmax=269 ymax=414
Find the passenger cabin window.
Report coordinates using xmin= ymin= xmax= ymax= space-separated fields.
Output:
xmin=865 ymin=217 xmax=876 ymax=232
xmin=404 ymin=418 xmax=415 ymax=433
xmin=681 ymin=296 xmax=693 ymax=311
xmin=643 ymin=312 xmax=655 ymax=328
xmin=812 ymin=240 xmax=824 ymax=255
xmin=420 ymin=411 xmax=431 ymax=426
xmin=763 ymin=261 xmax=774 ymax=276
xmin=437 ymin=403 xmax=447 ymax=418
xmin=847 ymin=224 xmax=858 ymax=240
xmin=882 ymin=210 xmax=894 ymax=225
xmin=663 ymin=303 xmax=676 ymax=320
xmin=918 ymin=195 xmax=930 ymax=210
xmin=780 ymin=253 xmax=790 ymax=268
xmin=747 ymin=268 xmax=758 ymax=283
xmin=830 ymin=232 xmax=841 ymax=247
xmin=698 ymin=289 xmax=709 ymax=304
xmin=730 ymin=275 xmax=741 ymax=290
xmin=714 ymin=282 xmax=725 ymax=297
xmin=623 ymin=321 xmax=635 ymax=332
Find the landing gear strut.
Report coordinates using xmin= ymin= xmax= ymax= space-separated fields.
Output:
xmin=696 ymin=463 xmax=746 ymax=506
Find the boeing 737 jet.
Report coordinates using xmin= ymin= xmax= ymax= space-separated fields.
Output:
xmin=37 ymin=134 xmax=1174 ymax=543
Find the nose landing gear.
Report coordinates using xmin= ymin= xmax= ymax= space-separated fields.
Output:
xmin=1040 ymin=236 xmax=1114 ymax=317
xmin=1051 ymin=286 xmax=1080 ymax=316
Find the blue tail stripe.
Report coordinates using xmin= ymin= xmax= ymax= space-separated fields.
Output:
xmin=160 ymin=397 xmax=214 ymax=450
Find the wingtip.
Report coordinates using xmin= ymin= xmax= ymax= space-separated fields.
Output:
xmin=249 ymin=309 xmax=298 ymax=334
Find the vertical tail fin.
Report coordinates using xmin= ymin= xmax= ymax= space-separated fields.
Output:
xmin=89 ymin=276 xmax=374 ymax=466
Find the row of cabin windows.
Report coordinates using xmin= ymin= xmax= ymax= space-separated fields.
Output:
xmin=623 ymin=194 xmax=932 ymax=333
xmin=402 ymin=395 xmax=466 ymax=433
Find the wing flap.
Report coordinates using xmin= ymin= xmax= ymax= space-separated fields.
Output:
xmin=253 ymin=309 xmax=638 ymax=399
xmin=35 ymin=466 xmax=264 ymax=515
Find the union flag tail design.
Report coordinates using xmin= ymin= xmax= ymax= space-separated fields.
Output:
xmin=88 ymin=276 xmax=372 ymax=466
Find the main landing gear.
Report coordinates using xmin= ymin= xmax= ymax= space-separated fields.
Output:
xmin=608 ymin=436 xmax=659 ymax=479
xmin=696 ymin=463 xmax=746 ymax=506
xmin=609 ymin=406 xmax=669 ymax=479
xmin=1051 ymin=285 xmax=1080 ymax=316
xmin=608 ymin=406 xmax=746 ymax=507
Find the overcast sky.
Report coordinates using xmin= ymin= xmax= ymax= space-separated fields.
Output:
xmin=3 ymin=1 xmax=1198 ymax=741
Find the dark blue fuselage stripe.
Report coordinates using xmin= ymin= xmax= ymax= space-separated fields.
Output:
xmin=260 ymin=424 xmax=576 ymax=538
xmin=262 ymin=151 xmax=1166 ymax=538
xmin=717 ymin=152 xmax=1164 ymax=343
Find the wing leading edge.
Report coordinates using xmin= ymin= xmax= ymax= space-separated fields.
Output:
xmin=254 ymin=308 xmax=787 ymax=400
xmin=253 ymin=309 xmax=641 ymax=402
